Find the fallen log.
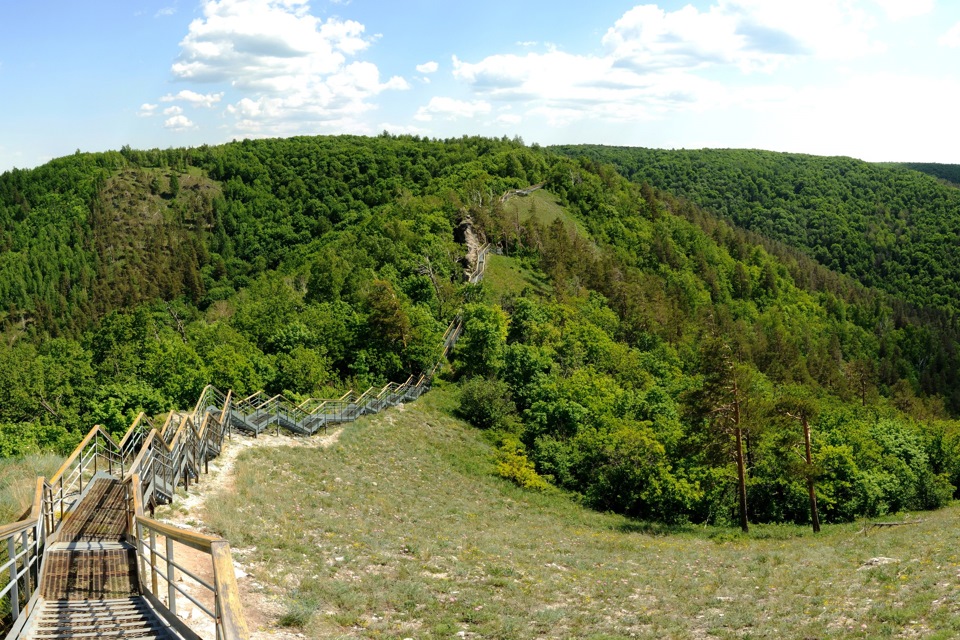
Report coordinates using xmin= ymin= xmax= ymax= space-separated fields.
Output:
xmin=856 ymin=519 xmax=924 ymax=535
xmin=869 ymin=519 xmax=924 ymax=527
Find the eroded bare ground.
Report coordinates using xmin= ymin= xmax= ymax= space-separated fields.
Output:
xmin=154 ymin=428 xmax=343 ymax=640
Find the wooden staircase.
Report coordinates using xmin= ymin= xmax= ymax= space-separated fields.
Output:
xmin=26 ymin=599 xmax=175 ymax=640
xmin=21 ymin=478 xmax=182 ymax=640
xmin=0 ymin=243 xmax=495 ymax=640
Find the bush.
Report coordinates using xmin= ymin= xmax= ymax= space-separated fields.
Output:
xmin=918 ymin=470 xmax=954 ymax=510
xmin=278 ymin=592 xmax=319 ymax=627
xmin=495 ymin=437 xmax=550 ymax=492
xmin=0 ymin=422 xmax=71 ymax=458
xmin=457 ymin=377 xmax=518 ymax=430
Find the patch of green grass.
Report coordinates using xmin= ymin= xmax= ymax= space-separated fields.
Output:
xmin=206 ymin=390 xmax=960 ymax=639
xmin=482 ymin=253 xmax=550 ymax=302
xmin=0 ymin=454 xmax=63 ymax=523
xmin=503 ymin=190 xmax=587 ymax=236
xmin=278 ymin=591 xmax=321 ymax=627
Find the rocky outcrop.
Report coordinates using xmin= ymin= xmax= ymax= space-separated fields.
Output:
xmin=455 ymin=212 xmax=483 ymax=279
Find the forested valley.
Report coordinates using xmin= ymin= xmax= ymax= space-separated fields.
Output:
xmin=3 ymin=135 xmax=960 ymax=529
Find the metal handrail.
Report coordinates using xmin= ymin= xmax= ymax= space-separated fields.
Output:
xmin=126 ymin=473 xmax=248 ymax=640
xmin=0 ymin=227 xmax=493 ymax=638
xmin=0 ymin=477 xmax=45 ymax=634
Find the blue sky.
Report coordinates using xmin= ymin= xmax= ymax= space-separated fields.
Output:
xmin=2 ymin=0 xmax=959 ymax=172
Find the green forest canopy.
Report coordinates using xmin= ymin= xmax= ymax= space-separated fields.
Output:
xmin=551 ymin=146 xmax=960 ymax=316
xmin=2 ymin=135 xmax=960 ymax=528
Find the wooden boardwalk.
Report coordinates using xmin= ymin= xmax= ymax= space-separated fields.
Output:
xmin=54 ymin=479 xmax=128 ymax=544
xmin=25 ymin=479 xmax=180 ymax=640
xmin=1 ymin=240 xmax=497 ymax=640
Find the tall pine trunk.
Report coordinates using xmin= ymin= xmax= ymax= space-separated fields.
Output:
xmin=734 ymin=425 xmax=749 ymax=533
xmin=802 ymin=414 xmax=821 ymax=533
xmin=733 ymin=388 xmax=748 ymax=533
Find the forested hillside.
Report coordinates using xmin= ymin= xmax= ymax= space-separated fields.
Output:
xmin=551 ymin=146 xmax=960 ymax=316
xmin=900 ymin=162 xmax=960 ymax=186
xmin=2 ymin=136 xmax=960 ymax=528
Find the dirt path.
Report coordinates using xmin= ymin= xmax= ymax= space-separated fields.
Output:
xmin=154 ymin=429 xmax=343 ymax=640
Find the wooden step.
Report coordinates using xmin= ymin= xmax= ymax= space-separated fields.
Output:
xmin=55 ymin=479 xmax=129 ymax=544
xmin=40 ymin=547 xmax=140 ymax=600
xmin=26 ymin=598 xmax=175 ymax=640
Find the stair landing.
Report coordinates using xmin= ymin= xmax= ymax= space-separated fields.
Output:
xmin=24 ymin=478 xmax=182 ymax=640
xmin=55 ymin=477 xmax=129 ymax=544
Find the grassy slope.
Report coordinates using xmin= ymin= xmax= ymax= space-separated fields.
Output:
xmin=205 ymin=389 xmax=960 ymax=640
xmin=0 ymin=454 xmax=62 ymax=522
xmin=481 ymin=254 xmax=550 ymax=302
xmin=504 ymin=188 xmax=588 ymax=236
xmin=481 ymin=189 xmax=576 ymax=302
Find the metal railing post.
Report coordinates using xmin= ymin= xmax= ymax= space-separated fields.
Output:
xmin=7 ymin=536 xmax=19 ymax=620
xmin=166 ymin=536 xmax=177 ymax=615
xmin=150 ymin=530 xmax=158 ymax=595
xmin=137 ymin=521 xmax=147 ymax=589
xmin=21 ymin=530 xmax=31 ymax=598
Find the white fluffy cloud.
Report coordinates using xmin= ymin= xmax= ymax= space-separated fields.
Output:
xmin=452 ymin=50 xmax=726 ymax=123
xmin=164 ymin=115 xmax=196 ymax=131
xmin=160 ymin=90 xmax=224 ymax=108
xmin=415 ymin=97 xmax=492 ymax=122
xmin=439 ymin=1 xmax=884 ymax=130
xmin=138 ymin=103 xmax=158 ymax=117
xmin=161 ymin=0 xmax=406 ymax=135
xmin=163 ymin=105 xmax=184 ymax=115
xmin=416 ymin=61 xmax=439 ymax=74
xmin=602 ymin=1 xmax=880 ymax=73
xmin=940 ymin=22 xmax=960 ymax=47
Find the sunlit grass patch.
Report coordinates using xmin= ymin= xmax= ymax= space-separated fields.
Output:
xmin=205 ymin=390 xmax=960 ymax=639
xmin=482 ymin=253 xmax=550 ymax=302
xmin=0 ymin=453 xmax=63 ymax=522
xmin=503 ymin=189 xmax=587 ymax=237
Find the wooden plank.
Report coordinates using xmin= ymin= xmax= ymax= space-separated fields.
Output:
xmin=135 ymin=516 xmax=219 ymax=553
xmin=49 ymin=425 xmax=109 ymax=486
xmin=211 ymin=541 xmax=249 ymax=640
xmin=0 ymin=513 xmax=39 ymax=538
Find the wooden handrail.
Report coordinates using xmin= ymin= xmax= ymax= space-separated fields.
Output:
xmin=124 ymin=430 xmax=160 ymax=483
xmin=158 ymin=413 xmax=180 ymax=440
xmin=189 ymin=385 xmax=222 ymax=418
xmin=119 ymin=412 xmax=154 ymax=450
xmin=131 ymin=473 xmax=144 ymax=519
xmin=49 ymin=425 xmax=118 ymax=486
xmin=127 ymin=473 xmax=249 ymax=640
xmin=135 ymin=515 xmax=221 ymax=553
xmin=211 ymin=541 xmax=249 ymax=640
